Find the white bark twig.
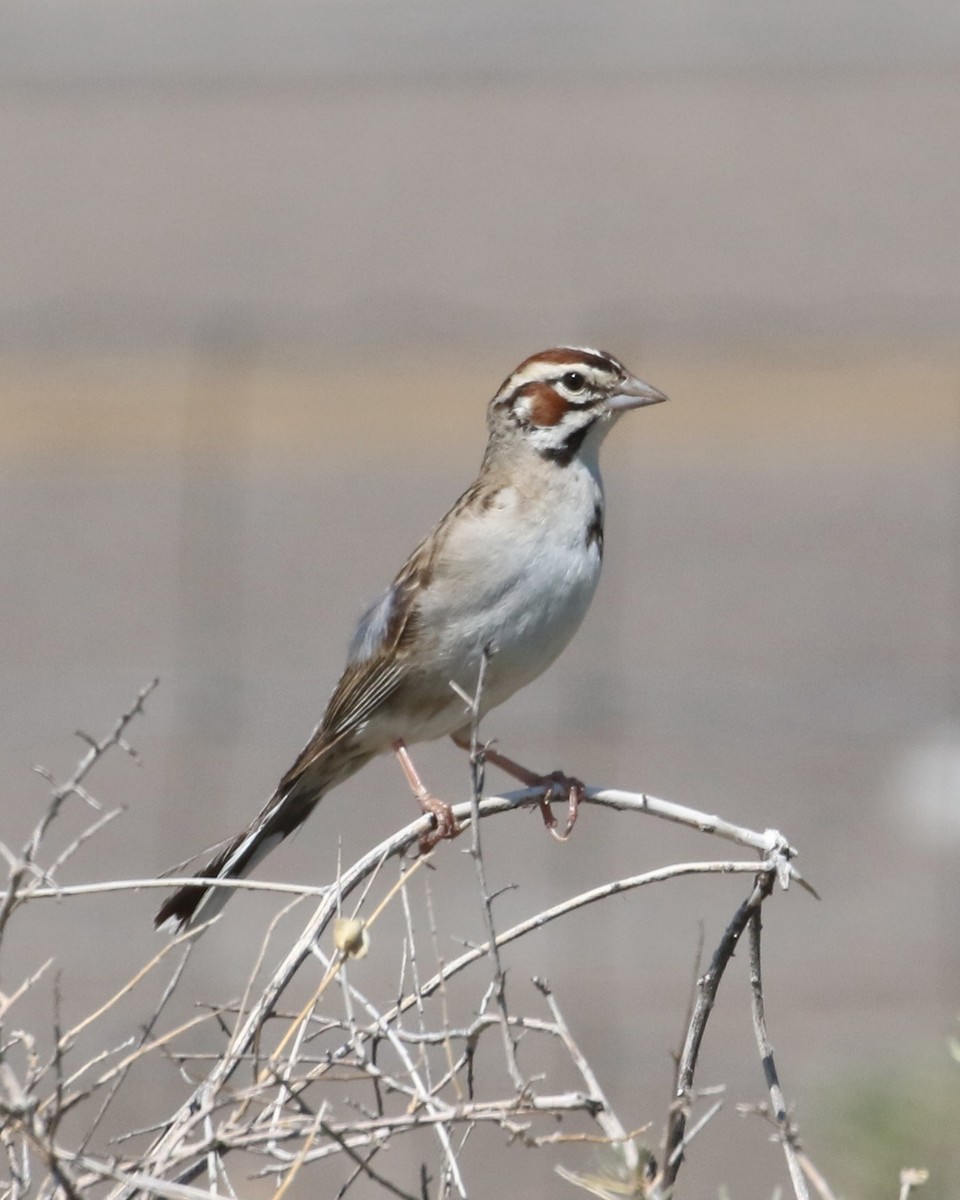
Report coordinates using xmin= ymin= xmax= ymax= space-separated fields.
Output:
xmin=5 ymin=786 xmax=806 ymax=908
xmin=534 ymin=976 xmax=648 ymax=1184
xmin=0 ymin=686 xmax=833 ymax=1200
xmin=746 ymin=908 xmax=810 ymax=1200
xmin=0 ymin=678 xmax=158 ymax=944
xmin=459 ymin=648 xmax=526 ymax=1095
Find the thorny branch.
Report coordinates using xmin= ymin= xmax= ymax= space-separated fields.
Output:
xmin=659 ymin=867 xmax=779 ymax=1190
xmin=0 ymin=678 xmax=159 ymax=948
xmin=746 ymin=908 xmax=809 ymax=1200
xmin=0 ymin=683 xmax=838 ymax=1200
xmin=456 ymin=647 xmax=525 ymax=1094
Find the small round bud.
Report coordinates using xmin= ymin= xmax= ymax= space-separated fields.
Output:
xmin=333 ymin=916 xmax=370 ymax=959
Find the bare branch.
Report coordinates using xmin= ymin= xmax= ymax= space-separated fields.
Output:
xmin=658 ymin=865 xmax=778 ymax=1192
xmin=746 ymin=908 xmax=809 ymax=1200
xmin=0 ymin=685 xmax=834 ymax=1200
xmin=460 ymin=647 xmax=525 ymax=1094
xmin=0 ymin=679 xmax=158 ymax=946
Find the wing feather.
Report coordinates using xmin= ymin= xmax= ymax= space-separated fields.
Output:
xmin=288 ymin=472 xmax=495 ymax=783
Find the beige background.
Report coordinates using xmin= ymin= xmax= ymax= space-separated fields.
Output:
xmin=1 ymin=3 xmax=959 ymax=1196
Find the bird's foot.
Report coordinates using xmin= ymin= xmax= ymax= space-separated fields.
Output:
xmin=451 ymin=735 xmax=584 ymax=842
xmin=416 ymin=792 xmax=460 ymax=853
xmin=534 ymin=771 xmax=586 ymax=841
xmin=393 ymin=740 xmax=460 ymax=853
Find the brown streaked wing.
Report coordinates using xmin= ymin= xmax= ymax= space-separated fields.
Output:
xmin=277 ymin=471 xmax=498 ymax=788
xmin=271 ymin=656 xmax=407 ymax=798
xmin=312 ymin=554 xmax=427 ymax=740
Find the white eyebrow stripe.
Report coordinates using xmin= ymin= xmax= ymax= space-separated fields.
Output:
xmin=513 ymin=364 xmax=614 ymax=391
xmin=492 ymin=348 xmax=625 ymax=406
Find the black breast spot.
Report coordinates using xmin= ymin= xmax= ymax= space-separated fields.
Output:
xmin=585 ymin=503 xmax=604 ymax=560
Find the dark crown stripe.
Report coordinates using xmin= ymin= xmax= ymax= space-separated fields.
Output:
xmin=518 ymin=347 xmax=622 ymax=374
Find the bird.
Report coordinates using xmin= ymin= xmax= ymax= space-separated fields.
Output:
xmin=156 ymin=347 xmax=667 ymax=931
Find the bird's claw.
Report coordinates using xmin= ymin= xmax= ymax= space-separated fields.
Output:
xmin=536 ymin=771 xmax=585 ymax=841
xmin=417 ymin=793 xmax=460 ymax=854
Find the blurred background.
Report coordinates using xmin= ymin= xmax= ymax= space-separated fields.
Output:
xmin=2 ymin=1 xmax=959 ymax=1195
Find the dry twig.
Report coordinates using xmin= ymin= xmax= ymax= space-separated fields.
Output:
xmin=0 ymin=684 xmax=827 ymax=1200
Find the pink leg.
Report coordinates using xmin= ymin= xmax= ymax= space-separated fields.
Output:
xmin=393 ymin=740 xmax=459 ymax=852
xmin=451 ymin=734 xmax=584 ymax=841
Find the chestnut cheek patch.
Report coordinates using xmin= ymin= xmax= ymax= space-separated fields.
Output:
xmin=527 ymin=383 xmax=568 ymax=427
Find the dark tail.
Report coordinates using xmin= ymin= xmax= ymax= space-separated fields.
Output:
xmin=154 ymin=809 xmax=293 ymax=932
xmin=155 ymin=734 xmax=375 ymax=932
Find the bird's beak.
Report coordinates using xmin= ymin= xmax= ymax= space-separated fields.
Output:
xmin=606 ymin=375 xmax=669 ymax=412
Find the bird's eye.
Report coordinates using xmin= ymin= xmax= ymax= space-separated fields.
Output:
xmin=562 ymin=371 xmax=586 ymax=393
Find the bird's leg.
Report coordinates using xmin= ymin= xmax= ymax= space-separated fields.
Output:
xmin=450 ymin=734 xmax=584 ymax=841
xmin=393 ymin=740 xmax=460 ymax=852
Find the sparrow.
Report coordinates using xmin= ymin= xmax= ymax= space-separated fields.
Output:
xmin=156 ymin=348 xmax=667 ymax=930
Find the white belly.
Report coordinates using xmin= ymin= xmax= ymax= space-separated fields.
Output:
xmin=408 ymin=465 xmax=604 ymax=734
